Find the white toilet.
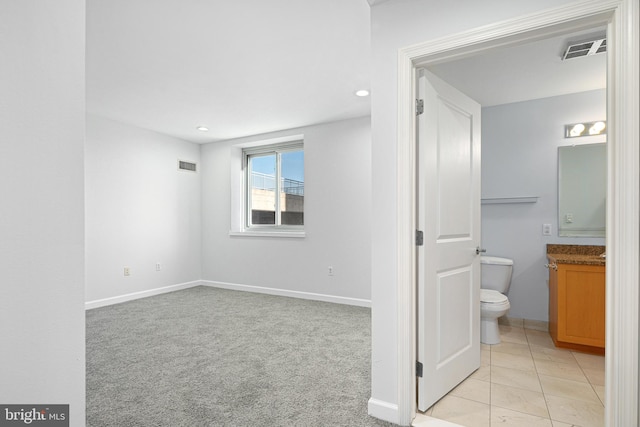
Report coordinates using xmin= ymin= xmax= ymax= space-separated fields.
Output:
xmin=480 ymin=256 xmax=513 ymax=345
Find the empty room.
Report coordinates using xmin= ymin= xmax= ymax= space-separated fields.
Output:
xmin=82 ymin=0 xmax=382 ymax=425
xmin=1 ymin=1 xmax=637 ymax=427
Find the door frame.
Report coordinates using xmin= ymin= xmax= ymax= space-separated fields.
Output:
xmin=395 ymin=0 xmax=639 ymax=425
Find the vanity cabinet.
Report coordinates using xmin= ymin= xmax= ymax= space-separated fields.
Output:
xmin=548 ymin=260 xmax=605 ymax=354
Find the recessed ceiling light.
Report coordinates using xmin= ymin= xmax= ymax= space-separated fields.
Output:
xmin=355 ymin=90 xmax=370 ymax=97
xmin=196 ymin=126 xmax=209 ymax=132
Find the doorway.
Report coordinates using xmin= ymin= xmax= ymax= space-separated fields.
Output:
xmin=393 ymin=1 xmax=639 ymax=426
xmin=416 ymin=26 xmax=608 ymax=425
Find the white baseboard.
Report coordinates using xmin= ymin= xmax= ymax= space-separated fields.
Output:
xmin=201 ymin=280 xmax=371 ymax=307
xmin=86 ymin=280 xmax=371 ymax=310
xmin=368 ymin=398 xmax=400 ymax=425
xmin=85 ymin=280 xmax=202 ymax=310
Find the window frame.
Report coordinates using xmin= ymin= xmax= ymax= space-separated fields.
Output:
xmin=243 ymin=140 xmax=304 ymax=232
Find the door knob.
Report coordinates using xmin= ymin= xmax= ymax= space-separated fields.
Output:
xmin=476 ymin=247 xmax=487 ymax=255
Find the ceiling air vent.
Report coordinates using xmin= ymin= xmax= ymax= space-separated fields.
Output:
xmin=178 ymin=160 xmax=197 ymax=172
xmin=562 ymin=38 xmax=606 ymax=60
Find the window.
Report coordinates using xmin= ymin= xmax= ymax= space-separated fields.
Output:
xmin=244 ymin=141 xmax=304 ymax=230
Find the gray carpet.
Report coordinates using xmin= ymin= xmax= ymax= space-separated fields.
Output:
xmin=86 ymin=286 xmax=396 ymax=426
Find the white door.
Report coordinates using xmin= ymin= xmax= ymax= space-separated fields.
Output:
xmin=417 ymin=68 xmax=482 ymax=411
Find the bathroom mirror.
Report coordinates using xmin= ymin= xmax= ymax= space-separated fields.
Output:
xmin=558 ymin=143 xmax=606 ymax=237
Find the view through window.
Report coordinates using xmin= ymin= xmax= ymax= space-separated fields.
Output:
xmin=246 ymin=143 xmax=304 ymax=228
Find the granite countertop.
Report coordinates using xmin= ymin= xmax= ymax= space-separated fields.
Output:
xmin=546 ymin=244 xmax=606 ymax=266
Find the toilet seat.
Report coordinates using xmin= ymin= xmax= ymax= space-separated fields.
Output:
xmin=480 ymin=289 xmax=508 ymax=304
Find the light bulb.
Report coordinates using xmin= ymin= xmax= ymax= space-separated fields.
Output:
xmin=570 ymin=123 xmax=585 ymax=137
xmin=589 ymin=121 xmax=606 ymax=134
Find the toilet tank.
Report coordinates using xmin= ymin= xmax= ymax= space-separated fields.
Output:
xmin=480 ymin=256 xmax=513 ymax=293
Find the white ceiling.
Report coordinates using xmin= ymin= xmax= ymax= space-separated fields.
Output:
xmin=86 ymin=0 xmax=372 ymax=143
xmin=87 ymin=2 xmax=606 ymax=144
xmin=428 ymin=28 xmax=607 ymax=107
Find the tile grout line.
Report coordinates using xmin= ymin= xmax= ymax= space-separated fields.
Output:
xmin=490 ymin=328 xmax=551 ymax=425
xmin=432 ymin=325 xmax=604 ymax=426
xmin=571 ymin=350 xmax=606 ymax=407
xmin=524 ymin=326 xmax=555 ymax=425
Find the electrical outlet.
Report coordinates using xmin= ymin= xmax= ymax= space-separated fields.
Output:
xmin=542 ymin=224 xmax=552 ymax=236
xmin=328 ymin=266 xmax=334 ymax=276
xmin=124 ymin=267 xmax=131 ymax=276
xmin=156 ymin=262 xmax=161 ymax=271
xmin=565 ymin=213 xmax=574 ymax=223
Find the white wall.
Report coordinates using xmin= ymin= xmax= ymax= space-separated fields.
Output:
xmin=0 ymin=1 xmax=86 ymax=424
xmin=482 ymin=89 xmax=606 ymax=322
xmin=85 ymin=115 xmax=202 ymax=305
xmin=201 ymin=117 xmax=372 ymax=303
xmin=369 ymin=0 xmax=578 ymax=422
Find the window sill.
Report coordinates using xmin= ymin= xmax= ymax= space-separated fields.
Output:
xmin=229 ymin=230 xmax=306 ymax=238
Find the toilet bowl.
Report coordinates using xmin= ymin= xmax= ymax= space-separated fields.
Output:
xmin=480 ymin=289 xmax=511 ymax=344
xmin=480 ymin=256 xmax=514 ymax=345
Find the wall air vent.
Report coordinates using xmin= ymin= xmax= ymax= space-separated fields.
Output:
xmin=562 ymin=38 xmax=606 ymax=60
xmin=178 ymin=160 xmax=197 ymax=172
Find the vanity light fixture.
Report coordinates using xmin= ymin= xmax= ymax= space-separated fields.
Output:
xmin=196 ymin=126 xmax=209 ymax=132
xmin=565 ymin=121 xmax=606 ymax=138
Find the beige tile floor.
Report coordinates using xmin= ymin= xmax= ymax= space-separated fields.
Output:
xmin=419 ymin=324 xmax=605 ymax=427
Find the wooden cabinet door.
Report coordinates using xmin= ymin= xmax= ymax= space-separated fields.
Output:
xmin=557 ymin=264 xmax=606 ymax=348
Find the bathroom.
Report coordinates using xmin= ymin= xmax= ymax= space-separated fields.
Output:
xmin=424 ymin=26 xmax=607 ymax=337
xmin=481 ymin=87 xmax=606 ymax=329
xmin=420 ymin=29 xmax=608 ymax=426
xmin=426 ymin=27 xmax=607 ymax=330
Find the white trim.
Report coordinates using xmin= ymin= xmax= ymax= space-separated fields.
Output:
xmin=605 ymin=2 xmax=639 ymax=427
xmin=396 ymin=1 xmax=638 ymax=426
xmin=396 ymin=46 xmax=417 ymax=427
xmin=229 ymin=230 xmax=306 ymax=238
xmin=367 ymin=398 xmax=399 ymax=424
xmin=242 ymin=139 xmax=303 ymax=155
xmin=230 ymin=134 xmax=305 ymax=234
xmin=398 ymin=2 xmax=616 ymax=64
xmin=85 ymin=280 xmax=202 ymax=310
xmin=201 ymin=280 xmax=371 ymax=307
xmin=233 ymin=133 xmax=304 ymax=149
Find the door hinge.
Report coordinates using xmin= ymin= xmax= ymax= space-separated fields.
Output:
xmin=416 ymin=99 xmax=424 ymax=115
xmin=416 ymin=361 xmax=423 ymax=378
xmin=416 ymin=230 xmax=424 ymax=246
